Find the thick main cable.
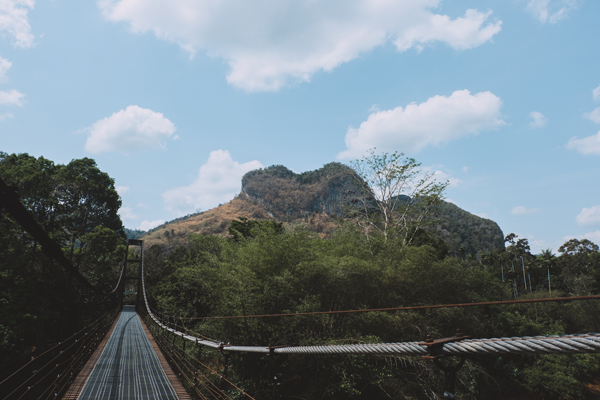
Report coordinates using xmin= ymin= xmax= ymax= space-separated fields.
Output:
xmin=140 ymin=241 xmax=600 ymax=360
xmin=0 ymin=176 xmax=125 ymax=296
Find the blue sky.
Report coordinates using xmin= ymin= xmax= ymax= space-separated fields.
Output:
xmin=1 ymin=0 xmax=599 ymax=254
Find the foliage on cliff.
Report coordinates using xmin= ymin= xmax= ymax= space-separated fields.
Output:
xmin=431 ymin=201 xmax=506 ymax=257
xmin=242 ymin=161 xmax=503 ymax=256
xmin=141 ymin=161 xmax=504 ymax=257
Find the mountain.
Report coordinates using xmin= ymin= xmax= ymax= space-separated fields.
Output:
xmin=136 ymin=162 xmax=505 ymax=256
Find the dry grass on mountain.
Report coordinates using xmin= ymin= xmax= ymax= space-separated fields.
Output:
xmin=141 ymin=194 xmax=337 ymax=253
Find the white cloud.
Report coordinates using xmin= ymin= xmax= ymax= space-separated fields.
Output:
xmin=529 ymin=111 xmax=547 ymax=128
xmin=162 ymin=150 xmax=263 ymax=215
xmin=0 ymin=111 xmax=14 ymax=120
xmin=582 ymin=231 xmax=600 ymax=244
xmin=476 ymin=212 xmax=489 ymax=219
xmin=84 ymin=105 xmax=177 ymax=154
xmin=115 ymin=186 xmax=130 ymax=196
xmin=433 ymin=170 xmax=462 ymax=187
xmin=0 ymin=0 xmax=35 ymax=48
xmin=530 ymin=240 xmax=548 ymax=254
xmin=593 ymin=84 xmax=600 ymax=101
xmin=511 ymin=206 xmax=541 ymax=215
xmin=99 ymin=0 xmax=501 ymax=91
xmin=138 ymin=219 xmax=165 ymax=231
xmin=0 ymin=56 xmax=11 ymax=82
xmin=525 ymin=0 xmax=579 ymax=24
xmin=576 ymin=205 xmax=600 ymax=227
xmin=118 ymin=206 xmax=138 ymax=220
xmin=338 ymin=89 xmax=504 ymax=159
xmin=567 ymin=131 xmax=600 ymax=156
xmin=564 ymin=231 xmax=600 ymax=245
xmin=584 ymin=107 xmax=600 ymax=124
xmin=462 ymin=166 xmax=470 ymax=173
xmin=0 ymin=89 xmax=24 ymax=105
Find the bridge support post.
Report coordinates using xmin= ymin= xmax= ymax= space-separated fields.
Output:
xmin=418 ymin=329 xmax=470 ymax=399
xmin=121 ymin=239 xmax=143 ymax=309
xmin=194 ymin=338 xmax=200 ymax=397
xmin=433 ymin=356 xmax=466 ymax=399
xmin=120 ymin=242 xmax=128 ymax=308
xmin=136 ymin=241 xmax=144 ymax=310
xmin=220 ymin=352 xmax=230 ymax=391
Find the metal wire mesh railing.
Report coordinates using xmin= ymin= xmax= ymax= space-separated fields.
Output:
xmin=0 ymin=307 xmax=120 ymax=400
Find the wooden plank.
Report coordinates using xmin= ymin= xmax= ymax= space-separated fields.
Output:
xmin=139 ymin=316 xmax=192 ymax=400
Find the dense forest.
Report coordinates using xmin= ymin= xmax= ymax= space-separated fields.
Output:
xmin=144 ymin=222 xmax=600 ymax=399
xmin=2 ymin=152 xmax=600 ymax=399
xmin=0 ymin=152 xmax=125 ymax=383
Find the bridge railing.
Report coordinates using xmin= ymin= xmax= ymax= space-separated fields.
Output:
xmin=0 ymin=177 xmax=130 ymax=400
xmin=137 ymin=239 xmax=600 ymax=398
xmin=0 ymin=307 xmax=120 ymax=400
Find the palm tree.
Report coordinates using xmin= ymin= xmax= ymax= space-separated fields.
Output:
xmin=498 ymin=252 xmax=507 ymax=282
xmin=538 ymin=249 xmax=555 ymax=296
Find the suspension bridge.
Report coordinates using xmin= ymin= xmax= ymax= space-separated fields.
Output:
xmin=3 ymin=177 xmax=600 ymax=399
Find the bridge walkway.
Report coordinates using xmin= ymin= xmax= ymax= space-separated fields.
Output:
xmin=66 ymin=305 xmax=189 ymax=400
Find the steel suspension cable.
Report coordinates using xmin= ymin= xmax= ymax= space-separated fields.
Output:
xmin=140 ymin=253 xmax=258 ymax=400
xmin=162 ymin=338 xmax=230 ymax=400
xmin=166 ymin=337 xmax=235 ymax=400
xmin=0 ymin=307 xmax=118 ymax=400
xmin=0 ymin=308 xmax=114 ymax=387
xmin=0 ymin=176 xmax=126 ymax=296
xmin=135 ymin=238 xmax=600 ymax=400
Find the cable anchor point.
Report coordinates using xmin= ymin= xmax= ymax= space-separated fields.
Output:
xmin=418 ymin=329 xmax=470 ymax=398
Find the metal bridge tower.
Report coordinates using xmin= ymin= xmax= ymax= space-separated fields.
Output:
xmin=120 ymin=239 xmax=144 ymax=309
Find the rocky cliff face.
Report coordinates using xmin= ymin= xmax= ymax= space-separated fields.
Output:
xmin=241 ymin=162 xmax=505 ymax=256
xmin=241 ymin=163 xmax=358 ymax=219
xmin=431 ymin=202 xmax=505 ymax=256
xmin=140 ymin=162 xmax=505 ymax=257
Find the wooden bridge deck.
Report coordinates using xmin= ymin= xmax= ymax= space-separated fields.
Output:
xmin=64 ymin=305 xmax=189 ymax=400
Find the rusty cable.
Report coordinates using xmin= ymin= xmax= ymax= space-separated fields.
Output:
xmin=168 ymin=339 xmax=256 ymax=400
xmin=167 ymin=339 xmax=230 ymax=399
xmin=154 ymin=294 xmax=600 ymax=321
xmin=43 ymin=329 xmax=103 ymax=400
xmin=1 ymin=309 xmax=116 ymax=400
xmin=0 ymin=308 xmax=114 ymax=387
xmin=4 ymin=334 xmax=87 ymax=399
xmin=155 ymin=332 xmax=228 ymax=400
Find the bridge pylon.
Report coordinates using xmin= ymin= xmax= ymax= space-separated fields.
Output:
xmin=121 ymin=239 xmax=144 ymax=309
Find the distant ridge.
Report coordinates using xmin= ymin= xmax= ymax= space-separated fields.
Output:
xmin=134 ymin=162 xmax=504 ymax=256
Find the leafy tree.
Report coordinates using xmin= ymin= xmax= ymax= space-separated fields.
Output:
xmin=557 ymin=239 xmax=599 ymax=296
xmin=347 ymin=149 xmax=447 ymax=243
xmin=0 ymin=153 xmax=125 ymax=380
xmin=228 ymin=216 xmax=284 ymax=241
xmin=54 ymin=158 xmax=124 ymax=266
